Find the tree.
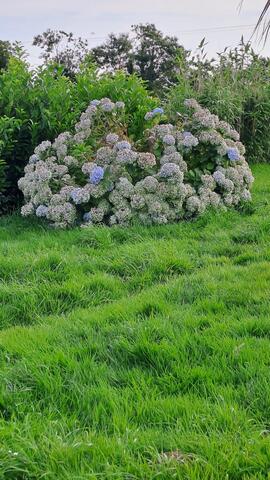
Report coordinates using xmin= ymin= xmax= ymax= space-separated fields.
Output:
xmin=0 ymin=41 xmax=20 ymax=71
xmin=91 ymin=33 xmax=133 ymax=73
xmin=91 ymin=23 xmax=188 ymax=92
xmin=33 ymin=29 xmax=90 ymax=78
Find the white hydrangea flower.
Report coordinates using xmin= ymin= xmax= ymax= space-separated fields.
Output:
xmin=96 ymin=146 xmax=114 ymax=165
xmin=131 ymin=194 xmax=146 ymax=210
xmin=63 ymin=156 xmax=78 ymax=167
xmin=186 ymin=195 xmax=203 ymax=214
xmin=116 ymin=178 xmax=134 ymax=198
xmin=34 ymin=140 xmax=51 ymax=156
xmin=135 ymin=176 xmax=159 ymax=194
xmin=21 ymin=203 xmax=34 ymax=216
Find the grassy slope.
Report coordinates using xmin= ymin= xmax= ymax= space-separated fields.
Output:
xmin=0 ymin=165 xmax=270 ymax=479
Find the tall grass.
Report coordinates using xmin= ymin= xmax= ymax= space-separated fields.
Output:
xmin=167 ymin=39 xmax=270 ymax=163
xmin=0 ymin=165 xmax=269 ymax=478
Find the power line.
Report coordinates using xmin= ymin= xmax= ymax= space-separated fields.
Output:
xmin=19 ymin=23 xmax=257 ymax=45
xmin=174 ymin=24 xmax=255 ymax=35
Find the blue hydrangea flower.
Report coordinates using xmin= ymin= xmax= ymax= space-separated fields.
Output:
xmin=83 ymin=212 xmax=92 ymax=222
xmin=162 ymin=134 xmax=175 ymax=146
xmin=115 ymin=141 xmax=131 ymax=151
xmin=227 ymin=147 xmax=240 ymax=162
xmin=160 ymin=163 xmax=180 ymax=178
xmin=144 ymin=107 xmax=164 ymax=120
xmin=70 ymin=188 xmax=83 ymax=203
xmin=152 ymin=107 xmax=164 ymax=115
xmin=29 ymin=154 xmax=39 ymax=164
xmin=90 ymin=99 xmax=101 ymax=106
xmin=36 ymin=205 xmax=48 ymax=217
xmin=89 ymin=166 xmax=105 ymax=185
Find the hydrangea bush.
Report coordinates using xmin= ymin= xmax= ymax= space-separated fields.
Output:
xmin=18 ymin=97 xmax=254 ymax=228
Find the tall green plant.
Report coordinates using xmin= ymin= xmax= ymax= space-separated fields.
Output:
xmin=167 ymin=39 xmax=270 ymax=162
xmin=75 ymin=68 xmax=159 ymax=139
xmin=0 ymin=60 xmax=80 ymax=210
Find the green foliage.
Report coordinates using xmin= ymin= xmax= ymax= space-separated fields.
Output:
xmin=33 ymin=29 xmax=90 ymax=79
xmin=91 ymin=23 xmax=188 ymax=93
xmin=0 ymin=40 xmax=24 ymax=71
xmin=75 ymin=68 xmax=159 ymax=139
xmin=29 ymin=65 xmax=77 ymax=142
xmin=0 ymin=60 xmax=78 ymax=210
xmin=0 ymin=57 xmax=158 ymax=212
xmin=0 ymin=165 xmax=270 ymax=478
xmin=167 ymin=39 xmax=270 ymax=163
xmin=0 ymin=116 xmax=22 ymax=211
xmin=90 ymin=33 xmax=133 ymax=71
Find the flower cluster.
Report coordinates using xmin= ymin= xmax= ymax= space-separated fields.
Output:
xmin=144 ymin=107 xmax=164 ymax=120
xmin=19 ymin=98 xmax=254 ymax=228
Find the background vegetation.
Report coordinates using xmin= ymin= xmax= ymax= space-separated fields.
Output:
xmin=0 ymin=25 xmax=270 ymax=214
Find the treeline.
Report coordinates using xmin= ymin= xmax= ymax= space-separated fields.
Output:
xmin=0 ymin=25 xmax=270 ymax=212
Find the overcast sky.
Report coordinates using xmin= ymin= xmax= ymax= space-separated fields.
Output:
xmin=2 ymin=0 xmax=269 ymax=64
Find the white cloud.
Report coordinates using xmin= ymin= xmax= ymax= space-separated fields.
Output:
xmin=0 ymin=0 xmax=264 ymax=17
xmin=1 ymin=0 xmax=269 ymax=60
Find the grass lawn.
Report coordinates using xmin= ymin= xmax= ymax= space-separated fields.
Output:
xmin=0 ymin=164 xmax=270 ymax=479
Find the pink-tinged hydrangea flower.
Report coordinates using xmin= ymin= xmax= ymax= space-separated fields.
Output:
xmin=184 ymin=98 xmax=200 ymax=109
xmin=21 ymin=203 xmax=34 ymax=216
xmin=144 ymin=111 xmax=154 ymax=120
xmin=34 ymin=140 xmax=51 ymax=156
xmin=116 ymin=149 xmax=137 ymax=165
xmin=137 ymin=153 xmax=156 ymax=169
xmin=96 ymin=147 xmax=114 ymax=165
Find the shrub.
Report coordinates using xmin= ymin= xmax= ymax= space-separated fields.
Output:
xmin=167 ymin=40 xmax=270 ymax=163
xmin=0 ymin=60 xmax=158 ymax=213
xmin=75 ymin=68 xmax=159 ymax=139
xmin=0 ymin=59 xmax=79 ymax=211
xmin=0 ymin=116 xmax=22 ymax=212
xmin=18 ymin=97 xmax=254 ymax=229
